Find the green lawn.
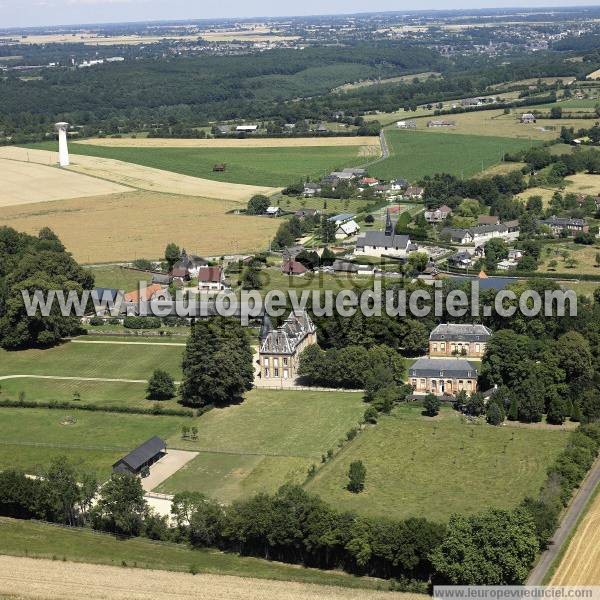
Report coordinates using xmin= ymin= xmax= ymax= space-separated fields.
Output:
xmin=0 ymin=407 xmax=187 ymax=476
xmin=0 ymin=340 xmax=184 ymax=380
xmin=28 ymin=141 xmax=367 ymax=187
xmin=158 ymin=389 xmax=366 ymax=502
xmin=88 ymin=265 xmax=152 ymax=291
xmin=305 ymin=405 xmax=569 ymax=522
xmin=370 ymin=130 xmax=537 ymax=181
xmin=0 ymin=518 xmax=392 ymax=591
xmin=0 ymin=378 xmax=183 ymax=412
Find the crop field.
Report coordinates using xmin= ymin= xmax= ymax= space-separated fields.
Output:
xmin=0 ymin=407 xmax=187 ymax=476
xmin=0 ymin=554 xmax=413 ymax=600
xmin=3 ymin=146 xmax=277 ymax=202
xmin=0 ymin=339 xmax=184 ymax=381
xmin=0 ymin=157 xmax=131 ymax=207
xmin=158 ymin=389 xmax=365 ymax=502
xmin=370 ymin=130 xmax=535 ymax=181
xmin=27 ymin=141 xmax=375 ymax=188
xmin=77 ymin=137 xmax=380 ymax=149
xmin=305 ymin=405 xmax=568 ymax=521
xmin=550 ymin=489 xmax=600 ymax=585
xmin=0 ymin=190 xmax=279 ymax=263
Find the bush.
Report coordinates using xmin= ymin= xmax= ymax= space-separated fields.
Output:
xmin=363 ymin=406 xmax=379 ymax=424
xmin=423 ymin=394 xmax=441 ymax=417
xmin=123 ymin=316 xmax=162 ymax=329
xmin=347 ymin=460 xmax=366 ymax=493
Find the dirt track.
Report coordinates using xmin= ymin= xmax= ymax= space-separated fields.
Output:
xmin=0 ymin=556 xmax=420 ymax=600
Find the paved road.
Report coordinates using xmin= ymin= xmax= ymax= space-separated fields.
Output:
xmin=527 ymin=457 xmax=600 ymax=584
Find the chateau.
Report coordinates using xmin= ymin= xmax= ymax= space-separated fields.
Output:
xmin=408 ymin=358 xmax=478 ymax=395
xmin=429 ymin=323 xmax=492 ymax=358
xmin=258 ymin=310 xmax=317 ymax=382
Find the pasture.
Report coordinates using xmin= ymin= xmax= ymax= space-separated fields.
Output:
xmin=550 ymin=489 xmax=600 ymax=585
xmin=370 ymin=130 xmax=535 ymax=181
xmin=28 ymin=140 xmax=375 ymax=188
xmin=3 ymin=146 xmax=277 ymax=202
xmin=305 ymin=405 xmax=568 ymax=521
xmin=0 ymin=157 xmax=131 ymax=207
xmin=158 ymin=389 xmax=365 ymax=502
xmin=0 ymin=339 xmax=184 ymax=380
xmin=538 ymin=243 xmax=600 ymax=276
xmin=89 ymin=266 xmax=152 ymax=291
xmin=0 ymin=407 xmax=187 ymax=476
xmin=0 ymin=190 xmax=279 ymax=263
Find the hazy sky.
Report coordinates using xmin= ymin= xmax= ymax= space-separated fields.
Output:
xmin=2 ymin=0 xmax=600 ymax=29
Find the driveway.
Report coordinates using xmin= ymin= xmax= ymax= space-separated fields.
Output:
xmin=142 ymin=449 xmax=198 ymax=492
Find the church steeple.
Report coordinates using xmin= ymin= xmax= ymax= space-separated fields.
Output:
xmin=385 ymin=209 xmax=393 ymax=236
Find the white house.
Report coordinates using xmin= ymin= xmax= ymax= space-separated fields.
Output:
xmin=336 ymin=220 xmax=360 ymax=239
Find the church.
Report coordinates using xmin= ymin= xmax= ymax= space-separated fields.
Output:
xmin=354 ymin=210 xmax=417 ymax=258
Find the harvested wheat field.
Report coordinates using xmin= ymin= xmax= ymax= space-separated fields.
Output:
xmin=0 ymin=191 xmax=279 ymax=263
xmin=0 ymin=147 xmax=277 ymax=202
xmin=76 ymin=136 xmax=380 ymax=149
xmin=0 ymin=556 xmax=418 ymax=600
xmin=0 ymin=158 xmax=131 ymax=207
xmin=550 ymin=491 xmax=600 ymax=584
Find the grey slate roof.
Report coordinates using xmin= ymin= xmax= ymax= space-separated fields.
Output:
xmin=113 ymin=436 xmax=166 ymax=472
xmin=356 ymin=231 xmax=410 ymax=250
xmin=429 ymin=323 xmax=492 ymax=342
xmin=260 ymin=310 xmax=316 ymax=355
xmin=539 ymin=216 xmax=587 ymax=228
xmin=409 ymin=358 xmax=478 ymax=379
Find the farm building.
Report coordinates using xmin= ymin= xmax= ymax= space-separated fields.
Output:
xmin=113 ymin=437 xmax=166 ymax=476
xmin=281 ymin=259 xmax=308 ymax=276
xmin=408 ymin=358 xmax=478 ymax=396
xmin=520 ymin=113 xmax=536 ymax=124
xmin=427 ymin=119 xmax=455 ymax=128
xmin=424 ymin=204 xmax=452 ymax=223
xmin=429 ymin=323 xmax=492 ymax=358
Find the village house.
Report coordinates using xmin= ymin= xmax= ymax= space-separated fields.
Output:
xmin=266 ymin=206 xmax=282 ymax=217
xmin=396 ymin=120 xmax=417 ymax=129
xmin=281 ymin=259 xmax=308 ymax=276
xmin=295 ymin=208 xmax=319 ymax=219
xmin=538 ymin=215 xmax=590 ymax=236
xmin=404 ymin=186 xmax=424 ymax=200
xmin=258 ymin=311 xmax=317 ymax=382
xmin=477 ymin=215 xmax=500 ymax=226
xmin=424 ymin=204 xmax=452 ymax=223
xmin=198 ymin=266 xmax=227 ymax=291
xmin=124 ymin=283 xmax=167 ymax=304
xmin=331 ymin=259 xmax=376 ymax=276
xmin=408 ymin=358 xmax=478 ymax=396
xmin=336 ymin=219 xmax=361 ymax=239
xmin=429 ymin=323 xmax=492 ymax=358
xmin=442 ymin=221 xmax=519 ymax=245
xmin=171 ymin=251 xmax=208 ymax=279
xmin=390 ymin=178 xmax=409 ymax=191
xmin=359 ymin=177 xmax=379 ymax=187
xmin=303 ymin=183 xmax=322 ymax=197
xmin=342 ymin=167 xmax=367 ymax=177
xmin=447 ymin=250 xmax=475 ymax=269
xmin=354 ymin=210 xmax=416 ymax=258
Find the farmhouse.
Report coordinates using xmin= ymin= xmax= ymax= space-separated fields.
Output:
xmin=404 ymin=186 xmax=424 ymax=199
xmin=477 ymin=215 xmax=500 ymax=226
xmin=520 ymin=113 xmax=536 ymax=124
xmin=303 ymin=183 xmax=322 ymax=197
xmin=359 ymin=177 xmax=379 ymax=187
xmin=427 ymin=119 xmax=455 ymax=128
xmin=236 ymin=125 xmax=258 ymax=132
xmin=295 ymin=208 xmax=319 ymax=218
xmin=266 ymin=206 xmax=281 ymax=217
xmin=408 ymin=358 xmax=478 ymax=396
xmin=447 ymin=250 xmax=475 ymax=269
xmin=258 ymin=310 xmax=317 ymax=382
xmin=390 ymin=178 xmax=409 ymax=191
xmin=424 ymin=204 xmax=452 ymax=223
xmin=332 ymin=259 xmax=375 ymax=275
xmin=113 ymin=436 xmax=166 ymax=477
xmin=396 ymin=120 xmax=417 ymax=129
xmin=429 ymin=323 xmax=492 ymax=358
xmin=172 ymin=251 xmax=209 ymax=279
xmin=124 ymin=283 xmax=166 ymax=304
xmin=354 ymin=211 xmax=416 ymax=258
xmin=538 ymin=215 xmax=589 ymax=236
xmin=198 ymin=266 xmax=227 ymax=291
xmin=336 ymin=220 xmax=360 ymax=239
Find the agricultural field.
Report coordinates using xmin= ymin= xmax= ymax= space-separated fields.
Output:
xmin=3 ymin=146 xmax=277 ymax=202
xmin=370 ymin=130 xmax=535 ymax=181
xmin=306 ymin=405 xmax=569 ymax=521
xmin=77 ymin=136 xmax=380 ymax=149
xmin=27 ymin=140 xmax=378 ymax=188
xmin=0 ymin=157 xmax=131 ymax=207
xmin=550 ymin=489 xmax=600 ymax=585
xmin=411 ymin=109 xmax=599 ymax=141
xmin=0 ymin=407 xmax=187 ymax=476
xmin=157 ymin=389 xmax=366 ymax=502
xmin=0 ymin=190 xmax=279 ymax=263
xmin=538 ymin=243 xmax=600 ymax=276
xmin=0 ymin=339 xmax=184 ymax=380
xmin=0 ymin=555 xmax=410 ymax=600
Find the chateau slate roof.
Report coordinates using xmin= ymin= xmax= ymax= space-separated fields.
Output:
xmin=409 ymin=358 xmax=478 ymax=379
xmin=429 ymin=323 xmax=492 ymax=342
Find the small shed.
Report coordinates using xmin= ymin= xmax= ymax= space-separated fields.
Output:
xmin=113 ymin=436 xmax=166 ymax=477
xmin=213 ymin=163 xmax=226 ymax=172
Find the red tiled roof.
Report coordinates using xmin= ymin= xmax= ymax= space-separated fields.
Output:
xmin=124 ymin=284 xmax=165 ymax=303
xmin=281 ymin=260 xmax=308 ymax=275
xmin=198 ymin=266 xmax=223 ymax=283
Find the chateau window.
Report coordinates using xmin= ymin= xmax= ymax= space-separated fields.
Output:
xmin=274 ymin=368 xmax=279 ymax=377
xmin=475 ymin=344 xmax=480 ymax=353
xmin=283 ymin=358 xmax=288 ymax=366
xmin=274 ymin=358 xmax=279 ymax=368
xmin=440 ymin=343 xmax=445 ymax=351
xmin=283 ymin=369 xmax=289 ymax=379
xmin=433 ymin=343 xmax=438 ymax=352
xmin=265 ymin=368 xmax=270 ymax=378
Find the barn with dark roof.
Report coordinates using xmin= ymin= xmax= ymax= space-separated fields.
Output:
xmin=112 ymin=436 xmax=166 ymax=476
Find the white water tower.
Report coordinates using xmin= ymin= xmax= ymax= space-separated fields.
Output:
xmin=55 ymin=122 xmax=70 ymax=167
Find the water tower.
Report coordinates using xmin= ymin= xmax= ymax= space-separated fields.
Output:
xmin=55 ymin=122 xmax=70 ymax=167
